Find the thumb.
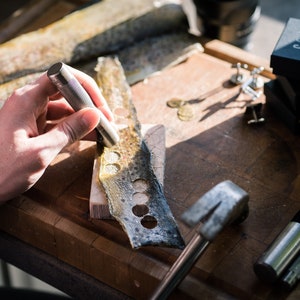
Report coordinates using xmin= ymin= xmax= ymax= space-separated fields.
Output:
xmin=45 ymin=108 xmax=101 ymax=151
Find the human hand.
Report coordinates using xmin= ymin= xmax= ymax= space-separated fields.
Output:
xmin=0 ymin=67 xmax=113 ymax=203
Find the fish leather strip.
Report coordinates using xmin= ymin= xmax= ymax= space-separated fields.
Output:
xmin=0 ymin=0 xmax=187 ymax=85
xmin=0 ymin=32 xmax=202 ymax=107
xmin=94 ymin=56 xmax=185 ymax=249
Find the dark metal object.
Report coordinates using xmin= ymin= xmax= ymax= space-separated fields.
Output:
xmin=193 ymin=0 xmax=260 ymax=48
xmin=245 ymin=103 xmax=265 ymax=124
xmin=151 ymin=180 xmax=249 ymax=299
xmin=47 ymin=62 xmax=120 ymax=148
xmin=281 ymin=255 xmax=300 ymax=290
xmin=241 ymin=69 xmax=263 ymax=100
xmin=182 ymin=180 xmax=249 ymax=240
xmin=249 ymin=66 xmax=264 ymax=89
xmin=254 ymin=211 xmax=300 ymax=284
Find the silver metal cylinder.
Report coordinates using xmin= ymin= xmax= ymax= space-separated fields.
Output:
xmin=254 ymin=212 xmax=300 ymax=283
xmin=47 ymin=62 xmax=119 ymax=148
xmin=281 ymin=255 xmax=300 ymax=290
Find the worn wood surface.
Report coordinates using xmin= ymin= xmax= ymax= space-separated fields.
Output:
xmin=1 ymin=47 xmax=299 ymax=299
xmin=0 ymin=1 xmax=299 ymax=299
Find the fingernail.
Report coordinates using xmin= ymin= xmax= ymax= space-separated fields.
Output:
xmin=81 ymin=108 xmax=100 ymax=127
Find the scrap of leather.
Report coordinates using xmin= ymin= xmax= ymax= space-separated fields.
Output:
xmin=94 ymin=56 xmax=185 ymax=249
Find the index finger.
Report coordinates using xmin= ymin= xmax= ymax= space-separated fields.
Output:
xmin=37 ymin=66 xmax=114 ymax=121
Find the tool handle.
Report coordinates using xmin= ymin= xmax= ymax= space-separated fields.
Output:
xmin=47 ymin=62 xmax=119 ymax=148
xmin=150 ymin=234 xmax=209 ymax=300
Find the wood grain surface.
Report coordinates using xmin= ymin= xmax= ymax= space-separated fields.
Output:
xmin=1 ymin=48 xmax=299 ymax=299
xmin=0 ymin=2 xmax=299 ymax=298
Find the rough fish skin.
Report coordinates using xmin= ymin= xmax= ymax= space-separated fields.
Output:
xmin=0 ymin=0 xmax=187 ymax=84
xmin=0 ymin=30 xmax=203 ymax=108
xmin=116 ymin=32 xmax=203 ymax=84
xmin=95 ymin=56 xmax=185 ymax=249
xmin=0 ymin=32 xmax=202 ymax=107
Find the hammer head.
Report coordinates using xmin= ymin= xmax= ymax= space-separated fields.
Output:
xmin=181 ymin=180 xmax=249 ymax=241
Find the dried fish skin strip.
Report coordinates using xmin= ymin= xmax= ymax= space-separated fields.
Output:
xmin=95 ymin=57 xmax=185 ymax=249
xmin=0 ymin=0 xmax=187 ymax=84
xmin=117 ymin=32 xmax=203 ymax=84
xmin=0 ymin=33 xmax=203 ymax=106
xmin=95 ymin=56 xmax=140 ymax=132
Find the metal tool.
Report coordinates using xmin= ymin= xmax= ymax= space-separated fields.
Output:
xmin=230 ymin=63 xmax=248 ymax=85
xmin=254 ymin=210 xmax=300 ymax=284
xmin=249 ymin=66 xmax=264 ymax=89
xmin=281 ymin=254 xmax=300 ymax=290
xmin=239 ymin=66 xmax=264 ymax=100
xmin=241 ymin=78 xmax=262 ymax=101
xmin=151 ymin=180 xmax=249 ymax=299
xmin=245 ymin=103 xmax=265 ymax=125
xmin=47 ymin=62 xmax=120 ymax=148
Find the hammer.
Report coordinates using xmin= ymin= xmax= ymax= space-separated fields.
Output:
xmin=151 ymin=180 xmax=249 ymax=300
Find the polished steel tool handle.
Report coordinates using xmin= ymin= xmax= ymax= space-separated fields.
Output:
xmin=47 ymin=62 xmax=119 ymax=148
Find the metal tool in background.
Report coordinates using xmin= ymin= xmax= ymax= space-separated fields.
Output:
xmin=249 ymin=66 xmax=265 ymax=90
xmin=254 ymin=210 xmax=300 ymax=284
xmin=241 ymin=66 xmax=264 ymax=98
xmin=151 ymin=180 xmax=249 ymax=300
xmin=230 ymin=63 xmax=248 ymax=85
xmin=281 ymin=254 xmax=300 ymax=290
xmin=245 ymin=103 xmax=265 ymax=125
xmin=47 ymin=62 xmax=120 ymax=148
xmin=238 ymin=66 xmax=265 ymax=125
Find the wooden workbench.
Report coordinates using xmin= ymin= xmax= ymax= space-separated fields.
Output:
xmin=0 ymin=38 xmax=299 ymax=299
xmin=0 ymin=1 xmax=300 ymax=299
